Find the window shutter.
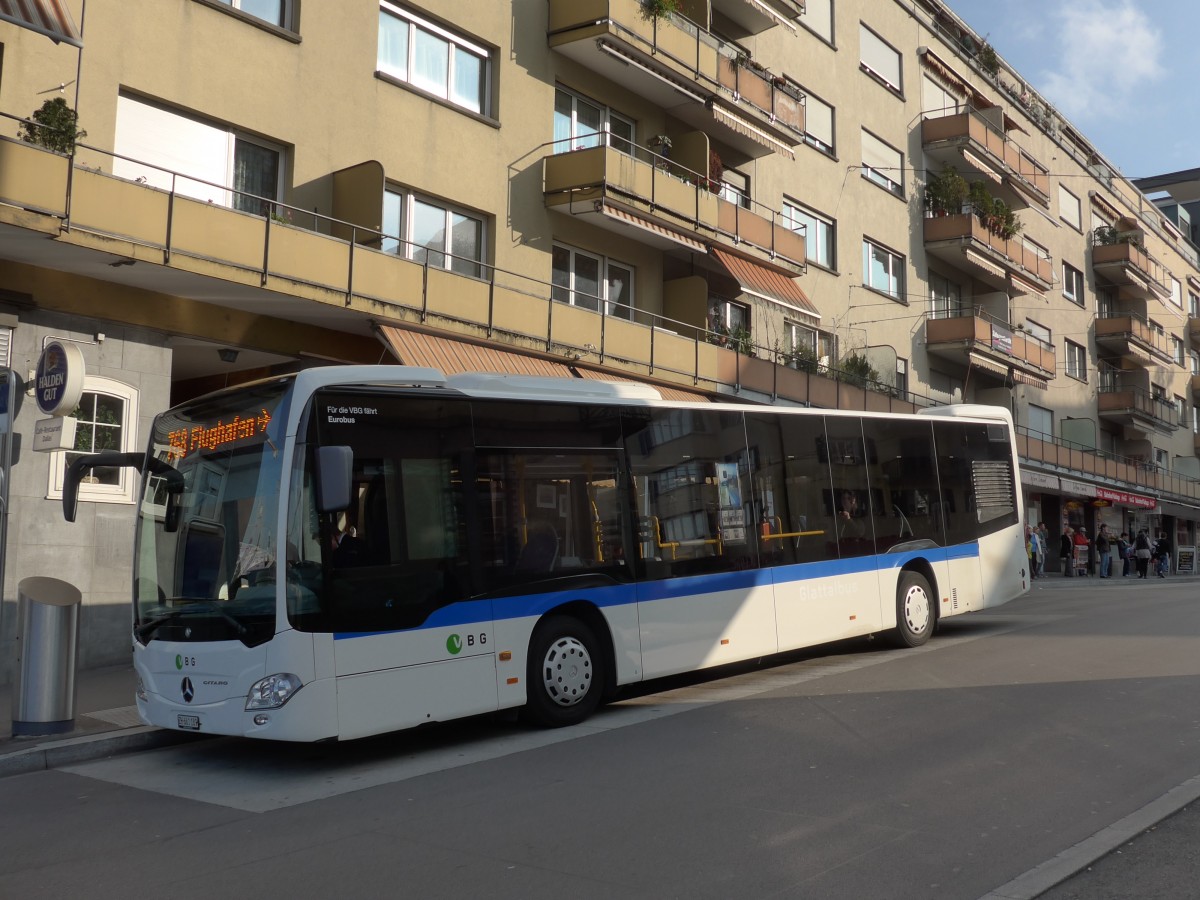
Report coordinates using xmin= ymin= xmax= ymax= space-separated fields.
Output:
xmin=860 ymin=25 xmax=901 ymax=89
xmin=805 ymin=96 xmax=833 ymax=148
xmin=861 ymin=131 xmax=900 ymax=172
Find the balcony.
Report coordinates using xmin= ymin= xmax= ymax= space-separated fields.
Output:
xmin=543 ymin=141 xmax=806 ymax=272
xmin=1094 ymin=314 xmax=1174 ymax=367
xmin=923 ymin=212 xmax=1053 ymax=293
xmin=921 ymin=110 xmax=1050 ymax=209
xmin=1090 ymin=231 xmax=1171 ymax=301
xmin=1098 ymin=386 xmax=1180 ymax=434
xmin=547 ymin=0 xmax=804 ymax=160
xmin=710 ymin=0 xmax=805 ymax=35
xmin=1192 ymin=373 xmax=1200 ymax=398
xmin=924 ymin=310 xmax=1055 ymax=387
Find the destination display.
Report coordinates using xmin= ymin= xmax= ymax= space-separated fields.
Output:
xmin=166 ymin=409 xmax=273 ymax=461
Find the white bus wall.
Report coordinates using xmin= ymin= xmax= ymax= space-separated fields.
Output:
xmin=774 ymin=566 xmax=883 ymax=650
xmin=331 ymin=624 xmax=499 ymax=740
xmin=636 ymin=579 xmax=778 ymax=681
xmin=980 ymin=525 xmax=1029 ymax=608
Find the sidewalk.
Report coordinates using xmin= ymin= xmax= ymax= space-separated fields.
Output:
xmin=0 ymin=662 xmax=196 ymax=778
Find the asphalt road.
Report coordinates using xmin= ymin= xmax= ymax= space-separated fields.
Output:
xmin=1 ymin=575 xmax=1197 ymax=899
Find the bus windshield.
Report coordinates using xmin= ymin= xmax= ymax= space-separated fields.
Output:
xmin=133 ymin=378 xmax=292 ymax=646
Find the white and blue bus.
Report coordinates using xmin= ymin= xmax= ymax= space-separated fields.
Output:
xmin=65 ymin=366 xmax=1028 ymax=741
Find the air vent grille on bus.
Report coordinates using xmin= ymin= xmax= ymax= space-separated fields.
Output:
xmin=972 ymin=459 xmax=1015 ymax=524
xmin=952 ymin=587 xmax=959 ymax=610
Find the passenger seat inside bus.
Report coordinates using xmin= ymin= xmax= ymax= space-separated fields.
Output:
xmin=515 ymin=523 xmax=559 ymax=574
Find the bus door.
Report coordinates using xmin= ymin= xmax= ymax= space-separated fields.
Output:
xmin=302 ymin=392 xmax=494 ymax=739
xmin=624 ymin=408 xmax=774 ymax=679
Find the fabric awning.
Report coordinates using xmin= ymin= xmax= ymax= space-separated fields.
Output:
xmin=709 ymin=105 xmax=796 ymax=160
xmin=962 ymin=248 xmax=1006 ymax=281
xmin=1010 ymin=369 xmax=1048 ymax=389
xmin=1009 ymin=273 xmax=1045 ymax=296
xmin=709 ymin=246 xmax=819 ymax=320
xmin=967 ymin=352 xmax=1009 ymax=378
xmin=960 ymin=147 xmax=1002 ymax=183
xmin=0 ymin=0 xmax=81 ymax=46
xmin=600 ymin=203 xmax=706 ymax=252
xmin=376 ymin=326 xmax=713 ymax=402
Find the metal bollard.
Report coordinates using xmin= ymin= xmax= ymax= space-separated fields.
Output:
xmin=12 ymin=576 xmax=82 ymax=736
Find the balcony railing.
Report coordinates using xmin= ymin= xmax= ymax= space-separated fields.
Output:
xmin=0 ymin=130 xmax=929 ymax=414
xmin=921 ymin=108 xmax=1050 ymax=206
xmin=1098 ymin=385 xmax=1180 ymax=430
xmin=923 ymin=211 xmax=1053 ymax=288
xmin=1094 ymin=313 xmax=1173 ymax=363
xmin=924 ymin=307 xmax=1055 ymax=378
xmin=543 ymin=135 xmax=806 ymax=270
xmin=1090 ymin=230 xmax=1172 ymax=300
xmin=1017 ymin=426 xmax=1200 ymax=506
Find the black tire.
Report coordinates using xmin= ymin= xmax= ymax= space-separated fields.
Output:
xmin=523 ymin=615 xmax=604 ymax=728
xmin=892 ymin=571 xmax=934 ymax=648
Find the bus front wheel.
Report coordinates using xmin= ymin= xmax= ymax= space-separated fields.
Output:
xmin=523 ymin=615 xmax=603 ymax=728
xmin=893 ymin=571 xmax=934 ymax=648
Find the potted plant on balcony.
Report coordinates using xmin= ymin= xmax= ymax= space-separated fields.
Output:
xmin=18 ymin=97 xmax=86 ymax=155
xmin=975 ymin=41 xmax=1000 ymax=78
xmin=639 ymin=0 xmax=681 ymax=20
xmin=838 ymin=352 xmax=879 ymax=389
xmin=925 ymin=166 xmax=969 ymax=216
xmin=729 ymin=324 xmax=754 ymax=356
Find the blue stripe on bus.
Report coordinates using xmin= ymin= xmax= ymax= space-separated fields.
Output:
xmin=332 ymin=541 xmax=980 ymax=640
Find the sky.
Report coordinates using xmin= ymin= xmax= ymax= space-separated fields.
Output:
xmin=944 ymin=0 xmax=1200 ymax=181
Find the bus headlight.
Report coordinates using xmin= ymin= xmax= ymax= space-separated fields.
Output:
xmin=245 ymin=673 xmax=302 ymax=710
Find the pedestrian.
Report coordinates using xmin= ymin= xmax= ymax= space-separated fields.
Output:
xmin=1116 ymin=532 xmax=1131 ymax=577
xmin=1060 ymin=526 xmax=1074 ymax=577
xmin=1029 ymin=526 xmax=1042 ymax=579
xmin=1095 ymin=525 xmax=1111 ymax=578
xmin=1134 ymin=529 xmax=1152 ymax=579
xmin=1036 ymin=523 xmax=1049 ymax=576
xmin=1154 ymin=532 xmax=1171 ymax=578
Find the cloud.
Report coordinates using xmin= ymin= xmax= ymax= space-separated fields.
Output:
xmin=1037 ymin=0 xmax=1164 ymax=123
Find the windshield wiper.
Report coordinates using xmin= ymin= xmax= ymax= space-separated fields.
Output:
xmin=136 ymin=599 xmax=248 ymax=641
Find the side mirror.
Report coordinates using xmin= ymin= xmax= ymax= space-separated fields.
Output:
xmin=64 ymin=451 xmax=146 ymax=522
xmin=315 ymin=445 xmax=353 ymax=513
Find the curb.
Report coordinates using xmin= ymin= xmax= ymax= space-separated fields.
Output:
xmin=0 ymin=727 xmax=209 ymax=780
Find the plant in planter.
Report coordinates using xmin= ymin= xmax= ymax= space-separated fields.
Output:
xmin=18 ymin=97 xmax=86 ymax=154
xmin=839 ymin=352 xmax=879 ymax=389
xmin=729 ymin=324 xmax=754 ymax=356
xmin=925 ymin=166 xmax=969 ymax=215
xmin=1093 ymin=225 xmax=1119 ymax=246
xmin=639 ymin=0 xmax=681 ymax=20
xmin=975 ymin=41 xmax=1000 ymax=78
xmin=783 ymin=341 xmax=820 ymax=373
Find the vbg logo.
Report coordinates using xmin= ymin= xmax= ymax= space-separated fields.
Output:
xmin=446 ymin=633 xmax=486 ymax=655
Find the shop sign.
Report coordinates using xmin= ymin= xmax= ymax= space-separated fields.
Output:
xmin=1095 ymin=486 xmax=1157 ymax=509
xmin=33 ymin=417 xmax=78 ymax=452
xmin=1021 ymin=471 xmax=1059 ymax=491
xmin=1059 ymin=477 xmax=1097 ymax=498
xmin=1176 ymin=547 xmax=1196 ymax=576
xmin=34 ymin=341 xmax=86 ymax=417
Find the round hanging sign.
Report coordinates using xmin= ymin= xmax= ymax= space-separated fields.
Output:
xmin=35 ymin=341 xmax=86 ymax=416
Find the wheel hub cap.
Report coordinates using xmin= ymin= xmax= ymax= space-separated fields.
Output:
xmin=904 ymin=586 xmax=930 ymax=633
xmin=542 ymin=636 xmax=593 ymax=707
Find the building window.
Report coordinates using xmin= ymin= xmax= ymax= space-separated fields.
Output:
xmin=859 ymin=24 xmax=901 ymax=93
xmin=552 ymin=244 xmax=634 ymax=319
xmin=783 ymin=200 xmax=835 ymax=269
xmin=863 ymin=238 xmax=904 ymax=300
xmin=212 ymin=0 xmax=293 ymax=28
xmin=1024 ymin=319 xmax=1051 ymax=344
xmin=861 ymin=129 xmax=903 ymax=197
xmin=48 ymin=378 xmax=140 ymax=505
xmin=1062 ymin=262 xmax=1085 ymax=305
xmin=895 ymin=357 xmax=908 ymax=399
xmin=1176 ymin=396 xmax=1187 ymax=427
xmin=1155 ymin=447 xmax=1168 ymax=471
xmin=377 ymin=2 xmax=490 ymax=115
xmin=383 ymin=188 xmax=486 ymax=277
xmin=802 ymin=0 xmax=833 ymax=43
xmin=1058 ymin=185 xmax=1081 ymax=231
xmin=803 ymin=92 xmax=834 ymax=155
xmin=1191 ymin=350 xmax=1200 ymax=376
xmin=717 ymin=168 xmax=751 ymax=208
xmin=921 ymin=73 xmax=960 ymax=116
xmin=1065 ymin=339 xmax=1087 ymax=381
xmin=113 ymin=95 xmax=283 ymax=214
xmin=929 ymin=272 xmax=963 ymax=318
xmin=709 ymin=296 xmax=748 ymax=344
xmin=1190 ymin=291 xmax=1200 ymax=318
xmin=1170 ymin=276 xmax=1182 ymax=308
xmin=783 ymin=320 xmax=817 ymax=368
xmin=553 ymin=86 xmax=633 ymax=154
xmin=1174 ymin=336 xmax=1185 ymax=366
xmin=1028 ymin=404 xmax=1053 ymax=441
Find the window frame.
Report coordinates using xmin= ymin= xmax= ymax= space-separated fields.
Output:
xmin=553 ymin=85 xmax=634 ymax=154
xmin=862 ymin=237 xmax=905 ymax=302
xmin=859 ymin=23 xmax=903 ymax=94
xmin=860 ymin=129 xmax=904 ymax=197
xmin=552 ymin=242 xmax=636 ymax=319
xmin=1065 ymin=339 xmax=1087 ymax=382
xmin=1058 ymin=185 xmax=1082 ymax=232
xmin=195 ymin=0 xmax=297 ymax=33
xmin=802 ymin=91 xmax=835 ymax=156
xmin=383 ymin=186 xmax=487 ymax=278
xmin=377 ymin=1 xmax=492 ymax=116
xmin=1062 ymin=262 xmax=1085 ymax=305
xmin=48 ymin=377 xmax=140 ymax=505
xmin=783 ymin=199 xmax=836 ymax=270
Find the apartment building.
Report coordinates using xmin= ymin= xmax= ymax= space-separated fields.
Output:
xmin=1 ymin=0 xmax=1199 ymax=673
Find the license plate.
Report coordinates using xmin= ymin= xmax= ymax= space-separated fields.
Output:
xmin=177 ymin=714 xmax=200 ymax=731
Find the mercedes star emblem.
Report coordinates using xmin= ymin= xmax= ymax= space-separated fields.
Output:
xmin=181 ymin=676 xmax=195 ymax=703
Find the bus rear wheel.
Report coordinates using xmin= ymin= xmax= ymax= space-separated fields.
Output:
xmin=523 ymin=615 xmax=603 ymax=728
xmin=893 ymin=571 xmax=934 ymax=648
